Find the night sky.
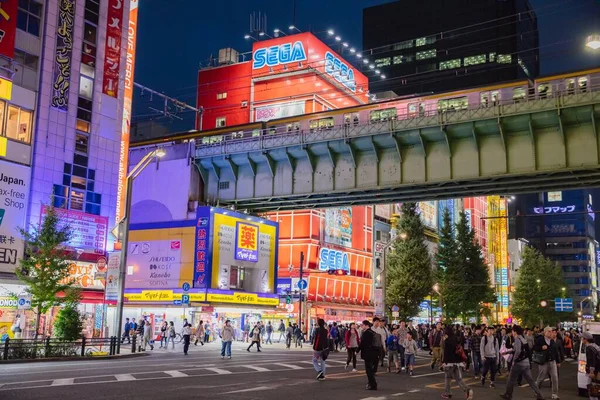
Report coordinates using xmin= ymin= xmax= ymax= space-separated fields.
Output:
xmin=132 ymin=0 xmax=600 ymax=131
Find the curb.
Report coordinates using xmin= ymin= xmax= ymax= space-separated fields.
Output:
xmin=0 ymin=352 xmax=149 ymax=364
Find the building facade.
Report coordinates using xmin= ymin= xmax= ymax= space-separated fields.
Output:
xmin=0 ymin=0 xmax=133 ymax=339
xmin=362 ymin=0 xmax=539 ymax=96
xmin=510 ymin=190 xmax=598 ymax=316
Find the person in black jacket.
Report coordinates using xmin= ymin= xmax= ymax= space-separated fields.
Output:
xmin=534 ymin=326 xmax=559 ymax=399
xmin=441 ymin=326 xmax=473 ymax=400
xmin=312 ymin=318 xmax=329 ymax=381
xmin=359 ymin=320 xmax=381 ymax=391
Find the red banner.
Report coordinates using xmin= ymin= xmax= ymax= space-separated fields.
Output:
xmin=0 ymin=0 xmax=18 ymax=59
xmin=102 ymin=0 xmax=125 ymax=97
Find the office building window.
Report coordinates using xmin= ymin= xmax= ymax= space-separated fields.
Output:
xmin=79 ymin=75 xmax=94 ymax=100
xmin=17 ymin=0 xmax=41 ymax=37
xmin=416 ymin=49 xmax=436 ymax=60
xmin=416 ymin=36 xmax=436 ymax=47
xmin=84 ymin=0 xmax=99 ymax=25
xmin=497 ymin=54 xmax=512 ymax=64
xmin=83 ymin=22 xmax=97 ymax=44
xmin=393 ymin=54 xmax=414 ymax=64
xmin=1 ymin=103 xmax=32 ymax=144
xmin=393 ymin=40 xmax=413 ymax=50
xmin=464 ymin=54 xmax=486 ymax=66
xmin=489 ymin=52 xmax=497 ymax=62
xmin=75 ymin=132 xmax=89 ymax=154
xmin=217 ymin=92 xmax=227 ymax=100
xmin=374 ymin=57 xmax=391 ymax=67
xmin=216 ymin=117 xmax=226 ymax=127
xmin=416 ymin=63 xmax=436 ymax=73
xmin=12 ymin=49 xmax=39 ymax=90
xmin=439 ymin=58 xmax=461 ymax=70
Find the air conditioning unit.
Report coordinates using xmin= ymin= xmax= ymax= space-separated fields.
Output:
xmin=218 ymin=48 xmax=239 ymax=65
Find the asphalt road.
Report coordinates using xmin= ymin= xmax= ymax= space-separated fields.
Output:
xmin=0 ymin=341 xmax=587 ymax=400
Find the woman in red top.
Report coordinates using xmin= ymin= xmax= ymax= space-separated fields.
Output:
xmin=563 ymin=332 xmax=573 ymax=359
xmin=344 ymin=322 xmax=361 ymax=372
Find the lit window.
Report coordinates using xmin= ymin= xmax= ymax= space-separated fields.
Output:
xmin=438 ymin=97 xmax=468 ymax=112
xmin=75 ymin=132 xmax=89 ymax=154
xmin=415 ymin=36 xmax=435 ymax=47
xmin=76 ymin=119 xmax=90 ymax=133
xmin=393 ymin=40 xmax=413 ymax=50
xmin=217 ymin=92 xmax=227 ymax=100
xmin=463 ymin=54 xmax=486 ymax=66
xmin=538 ymin=83 xmax=552 ymax=98
xmin=439 ymin=59 xmax=461 ymax=70
xmin=79 ymin=75 xmax=94 ymax=99
xmin=216 ymin=117 xmax=226 ymax=127
xmin=374 ymin=57 xmax=390 ymax=67
xmin=416 ymin=49 xmax=436 ymax=60
xmin=4 ymin=105 xmax=32 ymax=144
xmin=80 ymin=64 xmax=95 ymax=78
xmin=497 ymin=54 xmax=512 ymax=64
xmin=17 ymin=0 xmax=42 ymax=37
xmin=69 ymin=189 xmax=85 ymax=211
xmin=489 ymin=52 xmax=496 ymax=62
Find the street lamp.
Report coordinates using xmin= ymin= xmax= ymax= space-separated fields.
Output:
xmin=586 ymin=34 xmax=600 ymax=50
xmin=273 ymin=29 xmax=287 ymax=37
xmin=244 ymin=34 xmax=258 ymax=42
xmin=433 ymin=283 xmax=443 ymax=322
xmin=289 ymin=25 xmax=301 ymax=33
xmin=114 ymin=148 xmax=165 ymax=346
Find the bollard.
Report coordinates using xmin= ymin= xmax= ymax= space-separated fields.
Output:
xmin=81 ymin=336 xmax=86 ymax=357
xmin=45 ymin=336 xmax=51 ymax=358
xmin=131 ymin=335 xmax=136 ymax=353
xmin=2 ymin=338 xmax=9 ymax=360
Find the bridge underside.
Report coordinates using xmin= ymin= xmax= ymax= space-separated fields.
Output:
xmin=196 ymin=93 xmax=600 ymax=211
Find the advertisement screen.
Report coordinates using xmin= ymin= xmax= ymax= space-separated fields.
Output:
xmin=0 ymin=161 xmax=30 ymax=273
xmin=0 ymin=0 xmax=18 ymax=59
xmin=255 ymin=101 xmax=305 ymax=121
xmin=417 ymin=201 xmax=438 ymax=231
xmin=41 ymin=207 xmax=108 ymax=255
xmin=208 ymin=209 xmax=278 ymax=293
xmin=324 ymin=207 xmax=352 ymax=247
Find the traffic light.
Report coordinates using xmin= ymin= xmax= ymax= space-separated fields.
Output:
xmin=286 ymin=295 xmax=291 ymax=304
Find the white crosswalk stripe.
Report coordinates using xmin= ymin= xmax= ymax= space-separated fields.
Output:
xmin=244 ymin=365 xmax=270 ymax=372
xmin=274 ymin=363 xmax=304 ymax=370
xmin=164 ymin=370 xmax=188 ymax=378
xmin=205 ymin=367 xmax=232 ymax=375
xmin=115 ymin=374 xmax=136 ymax=381
xmin=51 ymin=378 xmax=74 ymax=386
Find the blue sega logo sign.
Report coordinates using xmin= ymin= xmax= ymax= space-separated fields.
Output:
xmin=325 ymin=52 xmax=356 ymax=92
xmin=253 ymin=41 xmax=307 ymax=69
xmin=319 ymin=248 xmax=350 ymax=275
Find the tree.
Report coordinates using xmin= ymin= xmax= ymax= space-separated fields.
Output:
xmin=385 ymin=203 xmax=433 ymax=320
xmin=511 ymin=246 xmax=565 ymax=327
xmin=16 ymin=202 xmax=79 ymax=339
xmin=435 ymin=208 xmax=461 ymax=320
xmin=53 ymin=302 xmax=84 ymax=341
xmin=453 ymin=212 xmax=496 ymax=321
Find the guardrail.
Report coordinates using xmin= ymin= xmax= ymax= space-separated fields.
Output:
xmin=1 ymin=336 xmax=125 ymax=361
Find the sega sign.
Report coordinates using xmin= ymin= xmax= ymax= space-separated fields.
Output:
xmin=253 ymin=41 xmax=307 ymax=69
xmin=325 ymin=52 xmax=356 ymax=92
xmin=319 ymin=248 xmax=350 ymax=274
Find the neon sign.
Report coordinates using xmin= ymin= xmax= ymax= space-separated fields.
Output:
xmin=325 ymin=52 xmax=356 ymax=92
xmin=319 ymin=248 xmax=350 ymax=275
xmin=252 ymin=41 xmax=307 ymax=69
xmin=533 ymin=206 xmax=575 ymax=214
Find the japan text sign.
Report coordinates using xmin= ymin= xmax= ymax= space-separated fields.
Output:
xmin=234 ymin=222 xmax=259 ymax=262
xmin=102 ymin=0 xmax=125 ymax=97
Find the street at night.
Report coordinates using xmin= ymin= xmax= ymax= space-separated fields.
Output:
xmin=0 ymin=342 xmax=586 ymax=400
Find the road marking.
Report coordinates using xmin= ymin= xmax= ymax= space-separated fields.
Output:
xmin=391 ymin=393 xmax=406 ymax=396
xmin=223 ymin=386 xmax=272 ymax=394
xmin=244 ymin=365 xmax=270 ymax=372
xmin=274 ymin=363 xmax=304 ymax=370
xmin=164 ymin=370 xmax=188 ymax=378
xmin=327 ymin=360 xmax=347 ymax=364
xmin=299 ymin=361 xmax=314 ymax=365
xmin=412 ymin=371 xmax=444 ymax=378
xmin=205 ymin=367 xmax=233 ymax=375
xmin=358 ymin=397 xmax=387 ymax=400
xmin=51 ymin=378 xmax=74 ymax=386
xmin=115 ymin=374 xmax=136 ymax=381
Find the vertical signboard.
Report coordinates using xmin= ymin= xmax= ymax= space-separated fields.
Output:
xmin=499 ymin=198 xmax=509 ymax=308
xmin=0 ymin=0 xmax=18 ymax=59
xmin=0 ymin=161 xmax=30 ymax=273
xmin=102 ymin=0 xmax=124 ymax=97
xmin=115 ymin=0 xmax=139 ymax=224
xmin=193 ymin=207 xmax=212 ymax=288
xmin=51 ymin=0 xmax=76 ymax=110
xmin=104 ymin=252 xmax=121 ymax=301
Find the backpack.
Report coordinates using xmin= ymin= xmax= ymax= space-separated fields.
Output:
xmin=515 ymin=340 xmax=531 ymax=363
xmin=371 ymin=330 xmax=383 ymax=349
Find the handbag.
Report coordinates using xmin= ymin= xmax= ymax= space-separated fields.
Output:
xmin=588 ymin=381 xmax=600 ymax=397
xmin=532 ymin=350 xmax=547 ymax=365
xmin=455 ymin=345 xmax=467 ymax=363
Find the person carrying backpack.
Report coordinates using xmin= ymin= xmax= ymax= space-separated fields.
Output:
xmin=501 ymin=325 xmax=544 ymax=400
xmin=359 ymin=320 xmax=382 ymax=391
xmin=312 ymin=318 xmax=329 ymax=381
xmin=582 ymin=331 xmax=600 ymax=400
xmin=330 ymin=323 xmax=340 ymax=352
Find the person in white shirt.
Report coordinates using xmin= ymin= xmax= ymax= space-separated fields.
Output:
xmin=372 ymin=317 xmax=388 ymax=371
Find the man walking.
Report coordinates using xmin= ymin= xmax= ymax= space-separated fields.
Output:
xmin=470 ymin=325 xmax=483 ymax=378
xmin=534 ymin=327 xmax=560 ymax=399
xmin=312 ymin=318 xmax=329 ymax=381
xmin=220 ymin=320 xmax=234 ymax=359
xmin=121 ymin=318 xmax=131 ymax=344
xmin=430 ymin=322 xmax=443 ymax=369
xmin=277 ymin=319 xmax=286 ymax=343
xmin=265 ymin=321 xmax=273 ymax=345
xmin=501 ymin=325 xmax=544 ymax=400
xmin=480 ymin=326 xmax=499 ymax=387
xmin=359 ymin=320 xmax=382 ymax=390
xmin=372 ymin=317 xmax=388 ymax=370
xmin=397 ymin=321 xmax=409 ymax=370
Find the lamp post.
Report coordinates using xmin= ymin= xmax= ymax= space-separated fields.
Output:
xmin=579 ymin=296 xmax=592 ymax=324
xmin=433 ymin=283 xmax=443 ymax=322
xmin=378 ymin=232 xmax=407 ymax=319
xmin=114 ymin=148 xmax=165 ymax=348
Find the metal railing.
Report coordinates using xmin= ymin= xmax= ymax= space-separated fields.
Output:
xmin=195 ymin=82 xmax=600 ymax=154
xmin=1 ymin=336 xmax=122 ymax=361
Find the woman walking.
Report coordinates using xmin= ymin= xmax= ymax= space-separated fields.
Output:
xmin=344 ymin=322 xmax=360 ymax=372
xmin=442 ymin=326 xmax=473 ymax=400
xmin=195 ymin=320 xmax=205 ymax=346
xmin=182 ymin=322 xmax=192 ymax=355
xmin=247 ymin=324 xmax=262 ymax=352
xmin=159 ymin=321 xmax=168 ymax=348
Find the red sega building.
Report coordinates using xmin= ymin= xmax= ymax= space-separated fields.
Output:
xmin=195 ymin=33 xmax=375 ymax=327
xmin=196 ymin=32 xmax=370 ymax=130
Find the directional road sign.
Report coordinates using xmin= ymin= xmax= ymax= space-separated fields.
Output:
xmin=555 ymin=297 xmax=573 ymax=312
xmin=182 ymin=294 xmax=190 ymax=305
xmin=297 ymin=279 xmax=308 ymax=290
xmin=173 ymin=300 xmax=182 ymax=306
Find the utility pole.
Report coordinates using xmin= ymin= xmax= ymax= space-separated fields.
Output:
xmin=299 ymin=251 xmax=304 ymax=340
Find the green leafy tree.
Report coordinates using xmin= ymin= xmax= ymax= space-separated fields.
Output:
xmin=53 ymin=302 xmax=84 ymax=341
xmin=16 ymin=202 xmax=79 ymax=339
xmin=454 ymin=211 xmax=496 ymax=321
xmin=385 ymin=203 xmax=433 ymax=320
xmin=511 ymin=246 xmax=565 ymax=327
xmin=435 ymin=208 xmax=461 ymax=320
